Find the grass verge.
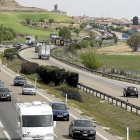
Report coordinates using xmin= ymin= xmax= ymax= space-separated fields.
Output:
xmin=1 ymin=53 xmax=140 ymax=140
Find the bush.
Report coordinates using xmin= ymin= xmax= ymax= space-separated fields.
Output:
xmin=79 ymin=40 xmax=89 ymax=48
xmin=4 ymin=48 xmax=15 ymax=60
xmin=65 ymin=72 xmax=79 ymax=88
xmin=62 ymin=88 xmax=82 ymax=102
xmin=21 ymin=62 xmax=39 ymax=75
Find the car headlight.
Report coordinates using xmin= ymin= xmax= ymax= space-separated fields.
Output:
xmin=6 ymin=94 xmax=10 ymax=97
xmin=90 ymin=131 xmax=96 ymax=134
xmin=63 ymin=113 xmax=69 ymax=115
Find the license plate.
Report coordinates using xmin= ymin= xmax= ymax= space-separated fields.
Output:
xmin=1 ymin=97 xmax=6 ymax=98
xmin=131 ymin=93 xmax=135 ymax=95
xmin=83 ymin=134 xmax=88 ymax=136
xmin=57 ymin=115 xmax=63 ymax=117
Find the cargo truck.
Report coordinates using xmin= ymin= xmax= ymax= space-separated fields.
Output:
xmin=26 ymin=36 xmax=35 ymax=46
xmin=15 ymin=101 xmax=56 ymax=140
xmin=38 ymin=45 xmax=51 ymax=60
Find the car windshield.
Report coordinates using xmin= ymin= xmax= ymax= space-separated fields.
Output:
xmin=52 ymin=103 xmax=67 ymax=110
xmin=74 ymin=120 xmax=93 ymax=127
xmin=16 ymin=76 xmax=26 ymax=80
xmin=0 ymin=88 xmax=9 ymax=92
xmin=26 ymin=38 xmax=31 ymax=40
xmin=22 ymin=115 xmax=53 ymax=127
xmin=24 ymin=85 xmax=34 ymax=88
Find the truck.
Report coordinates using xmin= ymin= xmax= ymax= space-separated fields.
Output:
xmin=35 ymin=42 xmax=45 ymax=52
xmin=38 ymin=45 xmax=51 ymax=60
xmin=26 ymin=36 xmax=35 ymax=46
xmin=15 ymin=101 xmax=56 ymax=140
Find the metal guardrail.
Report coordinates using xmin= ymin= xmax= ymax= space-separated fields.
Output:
xmin=17 ymin=45 xmax=140 ymax=116
xmin=77 ymin=83 xmax=140 ymax=116
xmin=51 ymin=47 xmax=140 ymax=85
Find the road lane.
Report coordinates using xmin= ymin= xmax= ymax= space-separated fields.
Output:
xmin=0 ymin=64 xmax=110 ymax=140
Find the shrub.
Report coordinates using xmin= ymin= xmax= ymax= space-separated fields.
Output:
xmin=79 ymin=40 xmax=89 ymax=48
xmin=62 ymin=87 xmax=82 ymax=102
xmin=65 ymin=72 xmax=79 ymax=88
xmin=4 ymin=48 xmax=15 ymax=60
xmin=21 ymin=62 xmax=39 ymax=75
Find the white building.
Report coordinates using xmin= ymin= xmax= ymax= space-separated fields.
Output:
xmin=51 ymin=4 xmax=66 ymax=15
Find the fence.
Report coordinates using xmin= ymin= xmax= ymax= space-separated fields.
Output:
xmin=77 ymin=83 xmax=140 ymax=116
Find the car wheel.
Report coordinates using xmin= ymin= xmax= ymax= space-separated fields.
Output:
xmin=22 ymin=92 xmax=24 ymax=95
xmin=126 ymin=93 xmax=128 ymax=97
xmin=71 ymin=132 xmax=75 ymax=139
xmin=123 ymin=92 xmax=125 ymax=97
xmin=9 ymin=98 xmax=11 ymax=101
xmin=34 ymin=93 xmax=36 ymax=95
xmin=69 ymin=131 xmax=71 ymax=137
xmin=67 ymin=117 xmax=69 ymax=121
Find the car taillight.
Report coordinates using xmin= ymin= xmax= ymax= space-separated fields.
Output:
xmin=127 ymin=89 xmax=130 ymax=92
xmin=136 ymin=90 xmax=138 ymax=92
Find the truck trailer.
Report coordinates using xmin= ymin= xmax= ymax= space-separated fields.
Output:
xmin=26 ymin=36 xmax=35 ymax=46
xmin=38 ymin=45 xmax=51 ymax=60
xmin=15 ymin=101 xmax=56 ymax=140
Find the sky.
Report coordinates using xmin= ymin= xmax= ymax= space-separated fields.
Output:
xmin=15 ymin=0 xmax=140 ymax=20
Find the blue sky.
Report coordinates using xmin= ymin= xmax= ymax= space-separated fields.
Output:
xmin=15 ymin=0 xmax=140 ymax=20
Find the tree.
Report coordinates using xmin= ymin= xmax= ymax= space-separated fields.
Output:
xmin=114 ymin=37 xmax=118 ymax=44
xmin=25 ymin=18 xmax=31 ymax=25
xmin=49 ymin=19 xmax=54 ymax=27
xmin=99 ymin=40 xmax=103 ymax=47
xmin=39 ymin=18 xmax=45 ymax=22
xmin=80 ymin=48 xmax=100 ymax=70
xmin=71 ymin=21 xmax=75 ymax=26
xmin=126 ymin=33 xmax=140 ymax=51
xmin=90 ymin=41 xmax=96 ymax=47
xmin=133 ymin=16 xmax=139 ymax=25
xmin=89 ymin=31 xmax=96 ymax=40
xmin=79 ymin=40 xmax=89 ymax=48
xmin=59 ymin=27 xmax=71 ymax=39
xmin=74 ymin=28 xmax=81 ymax=36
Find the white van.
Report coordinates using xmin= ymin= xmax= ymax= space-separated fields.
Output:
xmin=15 ymin=101 xmax=56 ymax=140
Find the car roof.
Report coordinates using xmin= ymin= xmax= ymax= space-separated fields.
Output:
xmin=0 ymin=87 xmax=8 ymax=89
xmin=125 ymin=86 xmax=137 ymax=88
xmin=15 ymin=76 xmax=25 ymax=78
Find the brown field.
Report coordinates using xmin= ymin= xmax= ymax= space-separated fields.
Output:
xmin=97 ymin=43 xmax=140 ymax=55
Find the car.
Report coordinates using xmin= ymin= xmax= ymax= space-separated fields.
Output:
xmin=68 ymin=119 xmax=96 ymax=140
xmin=22 ymin=84 xmax=36 ymax=95
xmin=50 ymin=102 xmax=69 ymax=121
xmin=123 ymin=86 xmax=138 ymax=98
xmin=13 ymin=76 xmax=27 ymax=86
xmin=0 ymin=80 xmax=4 ymax=87
xmin=0 ymin=44 xmax=3 ymax=48
xmin=5 ymin=45 xmax=10 ymax=48
xmin=19 ymin=42 xmax=23 ymax=46
xmin=13 ymin=43 xmax=19 ymax=47
xmin=0 ymin=87 xmax=12 ymax=101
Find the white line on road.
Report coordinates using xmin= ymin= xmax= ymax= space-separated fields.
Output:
xmin=1 ymin=54 xmax=108 ymax=140
xmin=3 ymin=131 xmax=11 ymax=140
xmin=0 ymin=121 xmax=4 ymax=128
xmin=17 ymin=98 xmax=20 ymax=101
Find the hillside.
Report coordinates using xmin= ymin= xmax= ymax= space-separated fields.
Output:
xmin=0 ymin=12 xmax=73 ymax=37
xmin=0 ymin=0 xmax=48 ymax=12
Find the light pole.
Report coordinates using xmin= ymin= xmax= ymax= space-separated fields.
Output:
xmin=65 ymin=94 xmax=67 ymax=104
xmin=127 ymin=127 xmax=129 ymax=140
xmin=35 ymin=78 xmax=37 ymax=87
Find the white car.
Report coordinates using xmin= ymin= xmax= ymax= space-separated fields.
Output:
xmin=22 ymin=84 xmax=36 ymax=95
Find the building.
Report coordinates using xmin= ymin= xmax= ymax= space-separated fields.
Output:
xmin=51 ymin=4 xmax=66 ymax=15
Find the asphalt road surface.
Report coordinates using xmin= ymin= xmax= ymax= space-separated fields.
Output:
xmin=0 ymin=52 xmax=118 ymax=139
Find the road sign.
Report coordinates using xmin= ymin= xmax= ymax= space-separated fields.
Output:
xmin=122 ymin=34 xmax=129 ymax=38
xmin=60 ymin=40 xmax=64 ymax=46
xmin=55 ymin=39 xmax=60 ymax=45
xmin=100 ymin=25 xmax=104 ymax=29
xmin=129 ymin=30 xmax=136 ymax=34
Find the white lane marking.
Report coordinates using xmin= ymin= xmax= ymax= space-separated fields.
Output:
xmin=3 ymin=131 xmax=11 ymax=140
xmin=1 ymin=68 xmax=15 ymax=78
xmin=17 ymin=98 xmax=20 ymax=101
xmin=1 ymin=56 xmax=108 ymax=140
xmin=0 ymin=121 xmax=4 ymax=128
xmin=54 ymin=133 xmax=58 ymax=138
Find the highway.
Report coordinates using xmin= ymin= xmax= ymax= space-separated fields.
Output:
xmin=0 ymin=49 xmax=118 ymax=139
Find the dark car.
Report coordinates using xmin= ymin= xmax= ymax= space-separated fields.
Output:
xmin=0 ymin=80 xmax=4 ymax=87
xmin=69 ymin=119 xmax=96 ymax=140
xmin=0 ymin=87 xmax=12 ymax=101
xmin=123 ymin=86 xmax=138 ymax=98
xmin=50 ymin=102 xmax=69 ymax=121
xmin=5 ymin=45 xmax=10 ymax=48
xmin=13 ymin=76 xmax=27 ymax=86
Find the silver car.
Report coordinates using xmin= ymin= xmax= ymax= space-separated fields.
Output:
xmin=13 ymin=76 xmax=27 ymax=86
xmin=22 ymin=84 xmax=36 ymax=95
